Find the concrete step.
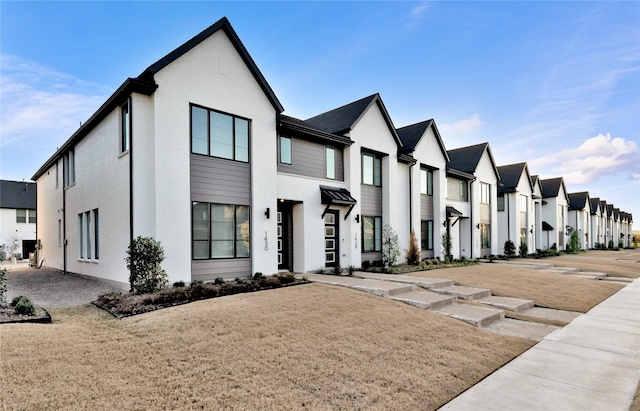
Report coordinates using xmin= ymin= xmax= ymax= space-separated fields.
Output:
xmin=568 ymin=273 xmax=607 ymax=280
xmin=520 ymin=306 xmax=582 ymax=323
xmin=431 ymin=303 xmax=504 ymax=327
xmin=484 ymin=318 xmax=561 ymax=341
xmin=541 ymin=267 xmax=580 ymax=274
xmin=477 ymin=296 xmax=534 ymax=312
xmin=355 ymin=272 xmax=455 ymax=290
xmin=432 ymin=285 xmax=491 ymax=300
xmin=304 ymin=273 xmax=415 ymax=297
xmin=485 ymin=260 xmax=554 ymax=269
xmin=389 ymin=291 xmax=455 ymax=310
xmin=600 ymin=276 xmax=634 ymax=283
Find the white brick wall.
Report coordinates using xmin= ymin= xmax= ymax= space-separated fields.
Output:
xmin=36 ymin=160 xmax=65 ymax=270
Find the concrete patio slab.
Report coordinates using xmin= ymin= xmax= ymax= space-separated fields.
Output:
xmin=484 ymin=318 xmax=559 ymax=341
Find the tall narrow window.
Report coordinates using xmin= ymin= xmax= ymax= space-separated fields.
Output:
xmin=459 ymin=180 xmax=467 ymax=199
xmin=362 ymin=216 xmax=382 ymax=252
xmin=480 ymin=183 xmax=490 ymax=204
xmin=497 ymin=194 xmax=505 ymax=211
xmin=427 ymin=170 xmax=433 ymax=195
xmin=191 ymin=106 xmax=208 ymax=155
xmin=78 ymin=214 xmax=83 ymax=258
xmin=279 ymin=136 xmax=291 ymax=164
xmin=420 ymin=169 xmax=433 ymax=195
xmin=326 ymin=146 xmax=335 ymax=179
xmin=85 ymin=211 xmax=91 ymax=259
xmin=93 ymin=209 xmax=99 ymax=259
xmin=16 ymin=209 xmax=26 ymax=223
xmin=420 ymin=220 xmax=434 ymax=250
xmin=28 ymin=210 xmax=36 ymax=224
xmin=64 ymin=149 xmax=75 ymax=187
xmin=55 ymin=162 xmax=59 ymax=188
xmin=121 ymin=101 xmax=130 ymax=153
xmin=362 ymin=153 xmax=381 ymax=186
xmin=481 ymin=223 xmax=490 ymax=248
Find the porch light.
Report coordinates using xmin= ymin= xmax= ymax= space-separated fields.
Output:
xmin=265 ymin=208 xmax=270 ymax=219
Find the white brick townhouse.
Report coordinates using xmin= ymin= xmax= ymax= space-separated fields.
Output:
xmin=496 ymin=162 xmax=535 ymax=254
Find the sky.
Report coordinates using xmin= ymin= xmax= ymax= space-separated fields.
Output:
xmin=1 ymin=1 xmax=639 ymax=222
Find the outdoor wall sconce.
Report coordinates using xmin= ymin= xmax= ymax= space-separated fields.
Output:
xmin=476 ymin=224 xmax=480 ymax=229
xmin=442 ymin=220 xmax=447 ymax=227
xmin=265 ymin=208 xmax=270 ymax=219
xmin=355 ymin=214 xmax=360 ymax=223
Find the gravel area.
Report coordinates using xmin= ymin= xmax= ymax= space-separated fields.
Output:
xmin=5 ymin=264 xmax=122 ymax=308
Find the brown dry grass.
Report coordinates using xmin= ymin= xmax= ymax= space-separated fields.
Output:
xmin=409 ymin=263 xmax=624 ymax=313
xmin=550 ymin=248 xmax=640 ymax=278
xmin=0 ymin=284 xmax=534 ymax=410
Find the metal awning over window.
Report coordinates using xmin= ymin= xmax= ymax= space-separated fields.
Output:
xmin=320 ymin=185 xmax=357 ymax=220
xmin=542 ymin=221 xmax=554 ymax=231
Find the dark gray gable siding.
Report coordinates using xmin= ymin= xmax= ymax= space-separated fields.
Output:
xmin=277 ymin=137 xmax=344 ymax=181
xmin=421 ymin=194 xmax=434 ymax=221
xmin=190 ymin=153 xmax=251 ymax=281
xmin=361 ymin=184 xmax=382 ymax=216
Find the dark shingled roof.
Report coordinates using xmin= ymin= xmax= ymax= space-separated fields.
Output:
xmin=278 ymin=115 xmax=353 ymax=147
xmin=606 ymin=204 xmax=614 ymax=217
xmin=447 ymin=143 xmax=488 ymax=174
xmin=396 ymin=119 xmax=450 ymax=162
xmin=590 ymin=197 xmax=600 ymax=214
xmin=540 ymin=177 xmax=565 ymax=198
xmin=304 ymin=94 xmax=402 ymax=147
xmin=497 ymin=162 xmax=531 ymax=194
xmin=0 ymin=180 xmax=36 ymax=210
xmin=568 ymin=192 xmax=590 ymax=211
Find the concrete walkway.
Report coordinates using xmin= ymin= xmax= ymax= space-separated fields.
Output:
xmin=440 ymin=278 xmax=640 ymax=411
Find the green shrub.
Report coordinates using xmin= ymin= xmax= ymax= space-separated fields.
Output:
xmin=12 ymin=295 xmax=36 ymax=316
xmin=504 ymin=240 xmax=516 ymax=258
xmin=519 ymin=241 xmax=528 ymax=258
xmin=234 ymin=277 xmax=245 ymax=284
xmin=173 ymin=281 xmax=185 ymax=288
xmin=125 ymin=236 xmax=169 ymax=294
xmin=382 ymin=224 xmax=400 ymax=268
xmin=608 ymin=239 xmax=614 ymax=249
xmin=441 ymin=232 xmax=453 ymax=263
xmin=214 ymin=278 xmax=225 ymax=285
xmin=332 ymin=265 xmax=343 ymax=276
xmin=361 ymin=260 xmax=370 ymax=270
xmin=347 ymin=265 xmax=356 ymax=276
xmin=315 ymin=266 xmax=326 ymax=274
xmin=276 ymin=272 xmax=296 ymax=284
xmin=253 ymin=272 xmax=264 ymax=280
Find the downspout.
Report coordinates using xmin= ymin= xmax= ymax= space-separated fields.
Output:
xmin=506 ymin=194 xmax=510 ymax=242
xmin=469 ymin=179 xmax=473 ymax=258
xmin=63 ymin=158 xmax=67 ymax=275
xmin=128 ymin=96 xmax=134 ymax=246
xmin=408 ymin=159 xmax=417 ymax=232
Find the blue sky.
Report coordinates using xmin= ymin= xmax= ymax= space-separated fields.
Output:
xmin=1 ymin=1 xmax=639 ymax=221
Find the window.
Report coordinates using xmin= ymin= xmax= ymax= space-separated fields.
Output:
xmin=362 ymin=216 xmax=382 ymax=252
xmin=280 ymin=136 xmax=291 ymax=164
xmin=28 ymin=210 xmax=36 ymax=224
xmin=192 ymin=202 xmax=250 ymax=259
xmin=326 ymin=146 xmax=335 ymax=179
xmin=480 ymin=223 xmax=490 ymax=248
xmin=497 ymin=194 xmax=505 ymax=211
xmin=191 ymin=105 xmax=250 ymax=162
xmin=460 ymin=180 xmax=467 ymax=198
xmin=93 ymin=209 xmax=99 ymax=259
xmin=55 ymin=162 xmax=59 ymax=188
xmin=480 ymin=183 xmax=490 ymax=204
xmin=121 ymin=101 xmax=130 ymax=153
xmin=420 ymin=169 xmax=433 ymax=195
xmin=16 ymin=209 xmax=26 ymax=223
xmin=85 ymin=211 xmax=91 ymax=259
xmin=78 ymin=214 xmax=83 ymax=258
xmin=64 ymin=149 xmax=75 ymax=187
xmin=362 ymin=153 xmax=381 ymax=186
xmin=421 ymin=220 xmax=434 ymax=250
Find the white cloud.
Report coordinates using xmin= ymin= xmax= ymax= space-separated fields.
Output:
xmin=1 ymin=54 xmax=109 ymax=179
xmin=439 ymin=114 xmax=483 ymax=134
xmin=410 ymin=3 xmax=430 ymax=18
xmin=528 ymin=133 xmax=639 ymax=184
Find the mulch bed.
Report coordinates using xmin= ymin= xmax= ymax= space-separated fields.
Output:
xmin=0 ymin=306 xmax=51 ymax=324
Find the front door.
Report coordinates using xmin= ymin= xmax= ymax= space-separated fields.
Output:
xmin=277 ymin=203 xmax=293 ymax=271
xmin=324 ymin=210 xmax=339 ymax=267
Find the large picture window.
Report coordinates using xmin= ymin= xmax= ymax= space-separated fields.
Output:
xmin=192 ymin=202 xmax=250 ymax=260
xmin=362 ymin=216 xmax=382 ymax=252
xmin=191 ymin=105 xmax=250 ymax=162
xmin=362 ymin=153 xmax=381 ymax=186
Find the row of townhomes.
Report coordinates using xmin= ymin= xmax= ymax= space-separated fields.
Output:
xmin=32 ymin=18 xmax=633 ymax=289
xmin=0 ymin=180 xmax=37 ymax=260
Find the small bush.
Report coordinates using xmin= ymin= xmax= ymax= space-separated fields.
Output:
xmin=315 ymin=266 xmax=326 ymax=274
xmin=550 ymin=243 xmax=557 ymax=251
xmin=608 ymin=239 xmax=615 ymax=249
xmin=12 ymin=295 xmax=36 ymax=316
xmin=253 ymin=272 xmax=264 ymax=280
xmin=332 ymin=266 xmax=343 ymax=276
xmin=347 ymin=265 xmax=356 ymax=276
xmin=0 ymin=259 xmax=7 ymax=307
xmin=361 ymin=260 xmax=370 ymax=270
xmin=276 ymin=272 xmax=296 ymax=284
xmin=260 ymin=276 xmax=281 ymax=288
xmin=126 ymin=236 xmax=168 ymax=294
xmin=404 ymin=229 xmax=421 ymax=265
xmin=519 ymin=241 xmax=528 ymax=258
xmin=173 ymin=281 xmax=185 ymax=288
xmin=214 ymin=278 xmax=225 ymax=285
xmin=234 ymin=277 xmax=245 ymax=284
xmin=504 ymin=240 xmax=516 ymax=258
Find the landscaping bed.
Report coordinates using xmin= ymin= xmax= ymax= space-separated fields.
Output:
xmin=94 ymin=273 xmax=309 ymax=318
xmin=0 ymin=305 xmax=50 ymax=324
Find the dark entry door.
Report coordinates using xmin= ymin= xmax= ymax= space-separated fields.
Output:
xmin=324 ymin=210 xmax=339 ymax=267
xmin=277 ymin=203 xmax=293 ymax=271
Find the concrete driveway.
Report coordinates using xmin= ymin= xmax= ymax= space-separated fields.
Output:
xmin=4 ymin=263 xmax=122 ymax=308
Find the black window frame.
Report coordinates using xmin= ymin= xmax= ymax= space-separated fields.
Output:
xmin=421 ymin=220 xmax=434 ymax=250
xmin=362 ymin=153 xmax=382 ymax=187
xmin=192 ymin=202 xmax=251 ymax=260
xmin=279 ymin=136 xmax=292 ymax=165
xmin=190 ymin=103 xmax=251 ymax=163
xmin=362 ymin=216 xmax=382 ymax=252
xmin=121 ymin=100 xmax=130 ymax=153
xmin=325 ymin=146 xmax=335 ymax=180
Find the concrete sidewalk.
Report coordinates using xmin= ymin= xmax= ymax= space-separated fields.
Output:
xmin=440 ymin=278 xmax=640 ymax=411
